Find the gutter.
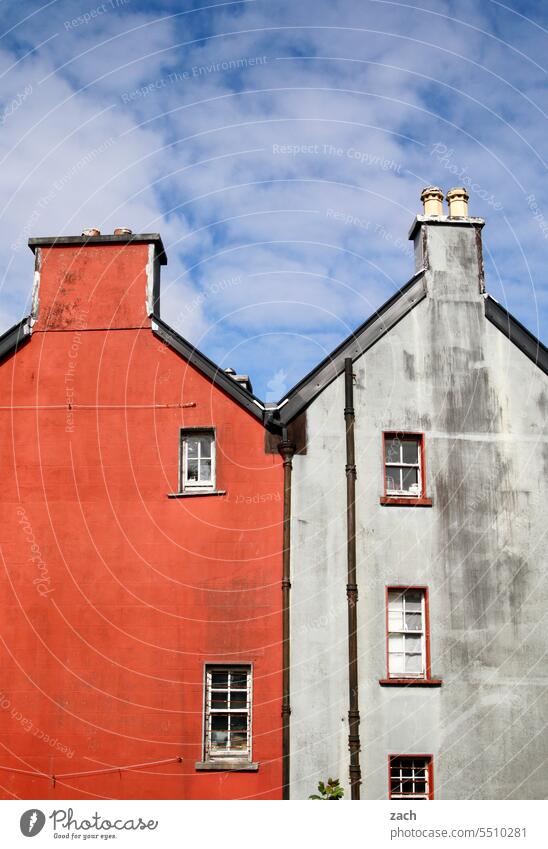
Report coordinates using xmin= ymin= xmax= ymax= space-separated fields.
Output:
xmin=278 ymin=429 xmax=296 ymax=800
xmin=344 ymin=358 xmax=361 ymax=799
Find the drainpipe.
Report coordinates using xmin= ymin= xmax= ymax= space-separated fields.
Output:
xmin=344 ymin=358 xmax=361 ymax=799
xmin=278 ymin=429 xmax=296 ymax=801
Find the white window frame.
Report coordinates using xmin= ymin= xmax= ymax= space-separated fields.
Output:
xmin=203 ymin=665 xmax=252 ymax=763
xmin=390 ymin=756 xmax=432 ymax=799
xmin=180 ymin=428 xmax=216 ymax=492
xmin=384 ymin=434 xmax=423 ymax=497
xmin=387 ymin=588 xmax=426 ymax=679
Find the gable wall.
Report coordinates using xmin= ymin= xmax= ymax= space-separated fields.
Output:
xmin=0 ymin=299 xmax=284 ymax=799
xmin=289 ymin=222 xmax=548 ymax=799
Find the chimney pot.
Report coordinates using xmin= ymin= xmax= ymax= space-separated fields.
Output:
xmin=114 ymin=227 xmax=133 ymax=236
xmin=82 ymin=228 xmax=101 ymax=237
xmin=446 ymin=187 xmax=469 ymax=217
xmin=420 ymin=186 xmax=444 ymax=216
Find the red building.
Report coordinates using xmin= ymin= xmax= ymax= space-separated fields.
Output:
xmin=0 ymin=232 xmax=284 ymax=799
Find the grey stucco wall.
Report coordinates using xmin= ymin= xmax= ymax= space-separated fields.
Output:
xmin=289 ymin=220 xmax=548 ymax=799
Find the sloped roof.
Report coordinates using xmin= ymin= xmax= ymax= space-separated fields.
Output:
xmin=0 ymin=316 xmax=31 ymax=361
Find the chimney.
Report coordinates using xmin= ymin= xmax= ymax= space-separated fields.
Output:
xmin=224 ymin=367 xmax=253 ymax=394
xmin=446 ymin=187 xmax=469 ymax=217
xmin=409 ymin=188 xmax=485 ymax=295
xmin=28 ymin=232 xmax=167 ymax=332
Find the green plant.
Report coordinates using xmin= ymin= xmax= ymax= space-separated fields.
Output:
xmin=309 ymin=777 xmax=344 ymax=800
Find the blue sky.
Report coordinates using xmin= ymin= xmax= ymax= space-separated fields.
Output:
xmin=0 ymin=0 xmax=546 ymax=398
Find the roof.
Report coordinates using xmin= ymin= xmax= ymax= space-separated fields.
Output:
xmin=0 ymin=316 xmax=31 ymax=362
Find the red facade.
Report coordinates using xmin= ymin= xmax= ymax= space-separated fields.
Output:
xmin=0 ymin=237 xmax=284 ymax=799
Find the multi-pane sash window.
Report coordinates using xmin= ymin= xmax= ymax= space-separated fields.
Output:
xmin=388 ymin=588 xmax=427 ymax=679
xmin=384 ymin=434 xmax=423 ymax=497
xmin=205 ymin=667 xmax=251 ymax=761
xmin=390 ymin=756 xmax=433 ymax=799
xmin=181 ymin=429 xmax=215 ymax=491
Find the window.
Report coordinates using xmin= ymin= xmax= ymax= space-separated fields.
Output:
xmin=387 ymin=588 xmax=427 ymax=679
xmin=380 ymin=587 xmax=441 ymax=686
xmin=181 ymin=429 xmax=215 ymax=492
xmin=384 ymin=433 xmax=422 ymax=496
xmin=381 ymin=433 xmax=431 ymax=506
xmin=204 ymin=666 xmax=252 ymax=762
xmin=389 ymin=755 xmax=433 ymax=799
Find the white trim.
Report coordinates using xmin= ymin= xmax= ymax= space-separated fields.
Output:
xmin=385 ymin=435 xmax=422 ymax=497
xmin=146 ymin=243 xmax=155 ymax=316
xmin=388 ymin=589 xmax=426 ymax=679
xmin=203 ymin=665 xmax=253 ymax=764
xmin=30 ymin=265 xmax=41 ymax=326
xmin=390 ymin=756 xmax=430 ymax=799
xmin=180 ymin=429 xmax=216 ymax=492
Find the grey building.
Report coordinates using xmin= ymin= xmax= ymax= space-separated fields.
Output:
xmin=275 ymin=187 xmax=548 ymax=800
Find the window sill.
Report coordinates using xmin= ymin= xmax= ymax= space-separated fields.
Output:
xmin=379 ymin=678 xmax=442 ymax=687
xmin=167 ymin=490 xmax=227 ymax=499
xmin=195 ymin=760 xmax=259 ymax=772
xmin=380 ymin=496 xmax=432 ymax=507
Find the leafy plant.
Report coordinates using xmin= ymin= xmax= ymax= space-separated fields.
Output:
xmin=309 ymin=777 xmax=344 ymax=800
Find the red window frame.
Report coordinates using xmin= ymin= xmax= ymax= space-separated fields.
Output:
xmin=380 ymin=431 xmax=432 ymax=507
xmin=379 ymin=586 xmax=442 ymax=686
xmin=389 ymin=754 xmax=434 ymax=800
